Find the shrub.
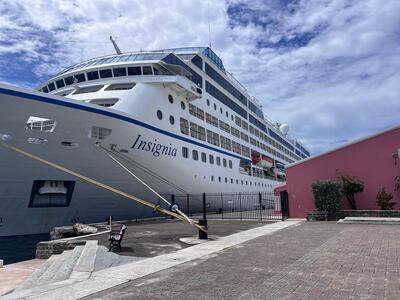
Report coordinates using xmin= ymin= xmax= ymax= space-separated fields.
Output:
xmin=311 ymin=180 xmax=342 ymax=218
xmin=376 ymin=188 xmax=395 ymax=210
xmin=338 ymin=175 xmax=364 ymax=210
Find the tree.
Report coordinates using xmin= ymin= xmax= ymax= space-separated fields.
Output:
xmin=338 ymin=175 xmax=364 ymax=210
xmin=376 ymin=188 xmax=395 ymax=210
xmin=311 ymin=180 xmax=342 ymax=218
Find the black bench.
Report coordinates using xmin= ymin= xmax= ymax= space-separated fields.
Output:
xmin=306 ymin=211 xmax=328 ymax=221
xmin=108 ymin=224 xmax=127 ymax=252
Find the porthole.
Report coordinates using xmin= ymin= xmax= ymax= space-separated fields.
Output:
xmin=157 ymin=110 xmax=163 ymax=120
xmin=226 ymin=111 xmax=228 ymax=118
xmin=206 ymin=99 xmax=210 ymax=106
xmin=181 ymin=101 xmax=186 ymax=110
xmin=168 ymin=94 xmax=174 ymax=104
xmin=213 ymin=103 xmax=217 ymax=110
xmin=231 ymin=115 xmax=234 ymax=121
xmin=169 ymin=115 xmax=175 ymax=125
xmin=220 ymin=108 xmax=223 ymax=114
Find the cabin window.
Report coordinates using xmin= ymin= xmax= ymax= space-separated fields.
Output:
xmin=223 ymin=158 xmax=227 ymax=167
xmin=192 ymin=150 xmax=198 ymax=161
xmin=189 ymin=104 xmax=205 ymax=120
xmin=157 ymin=110 xmax=163 ymax=120
xmin=206 ymin=113 xmax=218 ymax=128
xmin=211 ymin=176 xmax=214 ymax=182
xmin=56 ymin=79 xmax=65 ymax=89
xmin=100 ymin=69 xmax=112 ymax=78
xmin=180 ymin=101 xmax=186 ymax=110
xmin=105 ymin=83 xmax=135 ymax=91
xmin=216 ymin=157 xmax=221 ymax=166
xmin=201 ymin=152 xmax=206 ymax=163
xmin=182 ymin=147 xmax=188 ymax=158
xmin=73 ymin=85 xmax=104 ymax=94
xmin=113 ymin=67 xmax=127 ymax=77
xmin=89 ymin=126 xmax=112 ymax=140
xmin=213 ymin=103 xmax=217 ymax=110
xmin=218 ymin=177 xmax=221 ymax=182
xmin=209 ymin=154 xmax=214 ymax=164
xmin=225 ymin=178 xmax=227 ymax=183
xmin=64 ymin=76 xmax=74 ymax=85
xmin=206 ymin=99 xmax=210 ymax=106
xmin=143 ymin=66 xmax=153 ymax=75
xmin=206 ymin=130 xmax=220 ymax=147
xmin=90 ymin=98 xmax=119 ymax=107
xmin=75 ymin=73 xmax=86 ymax=82
xmin=48 ymin=82 xmax=56 ymax=91
xmin=128 ymin=66 xmax=142 ymax=75
xmin=168 ymin=94 xmax=174 ymax=104
xmin=169 ymin=116 xmax=175 ymax=125
xmin=87 ymin=71 xmax=99 ymax=80
xmin=180 ymin=118 xmax=189 ymax=135
xmin=42 ymin=86 xmax=49 ymax=93
xmin=229 ymin=160 xmax=233 ymax=168
xmin=190 ymin=123 xmax=206 ymax=141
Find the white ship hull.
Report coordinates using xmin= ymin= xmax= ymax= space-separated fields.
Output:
xmin=0 ymin=84 xmax=276 ymax=236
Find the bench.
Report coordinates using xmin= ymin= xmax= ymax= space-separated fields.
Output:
xmin=306 ymin=211 xmax=328 ymax=221
xmin=108 ymin=224 xmax=127 ymax=252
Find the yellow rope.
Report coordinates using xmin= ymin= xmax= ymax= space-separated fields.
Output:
xmin=0 ymin=142 xmax=206 ymax=232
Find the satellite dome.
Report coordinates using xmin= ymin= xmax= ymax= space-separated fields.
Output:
xmin=279 ymin=123 xmax=289 ymax=135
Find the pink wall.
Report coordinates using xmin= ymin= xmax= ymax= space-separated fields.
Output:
xmin=284 ymin=127 xmax=400 ymax=218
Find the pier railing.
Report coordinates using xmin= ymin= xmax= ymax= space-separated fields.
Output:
xmin=160 ymin=191 xmax=288 ymax=221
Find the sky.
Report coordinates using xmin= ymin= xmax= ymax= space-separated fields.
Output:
xmin=0 ymin=0 xmax=399 ymax=155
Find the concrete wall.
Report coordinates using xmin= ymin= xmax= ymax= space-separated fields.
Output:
xmin=285 ymin=127 xmax=400 ymax=218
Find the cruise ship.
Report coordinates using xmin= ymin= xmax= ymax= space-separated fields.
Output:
xmin=0 ymin=46 xmax=310 ymax=236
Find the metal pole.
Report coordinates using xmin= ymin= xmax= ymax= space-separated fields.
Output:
xmin=239 ymin=193 xmax=242 ymax=220
xmin=221 ymin=193 xmax=224 ymax=219
xmin=186 ymin=194 xmax=190 ymax=216
xmin=259 ymin=192 xmax=262 ymax=220
xmin=199 ymin=193 xmax=208 ymax=239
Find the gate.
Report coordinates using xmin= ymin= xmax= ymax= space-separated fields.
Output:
xmin=280 ymin=190 xmax=289 ymax=220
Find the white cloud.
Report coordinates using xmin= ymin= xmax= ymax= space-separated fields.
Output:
xmin=0 ymin=0 xmax=399 ymax=155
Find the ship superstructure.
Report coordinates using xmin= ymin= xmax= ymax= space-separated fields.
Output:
xmin=0 ymin=47 xmax=310 ymax=236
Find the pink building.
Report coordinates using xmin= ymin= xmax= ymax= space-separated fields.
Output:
xmin=275 ymin=126 xmax=400 ymax=218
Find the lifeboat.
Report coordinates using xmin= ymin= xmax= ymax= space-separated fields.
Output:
xmin=259 ymin=155 xmax=273 ymax=168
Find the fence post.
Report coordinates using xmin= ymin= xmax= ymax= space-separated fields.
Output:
xmin=239 ymin=193 xmax=242 ymax=220
xmin=171 ymin=194 xmax=175 ymax=219
xmin=221 ymin=193 xmax=224 ymax=219
xmin=259 ymin=192 xmax=262 ymax=221
xmin=186 ymin=194 xmax=190 ymax=216
xmin=199 ymin=192 xmax=208 ymax=239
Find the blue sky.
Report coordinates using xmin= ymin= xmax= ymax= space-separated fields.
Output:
xmin=0 ymin=0 xmax=399 ymax=154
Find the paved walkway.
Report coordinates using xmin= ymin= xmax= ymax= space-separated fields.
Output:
xmin=85 ymin=222 xmax=400 ymax=300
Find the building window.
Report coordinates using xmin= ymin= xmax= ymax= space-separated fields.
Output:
xmin=206 ymin=113 xmax=219 ymax=128
xmin=168 ymin=94 xmax=174 ymax=104
xmin=169 ymin=116 xmax=175 ymax=125
xmin=180 ymin=118 xmax=189 ymax=135
xmin=190 ymin=123 xmax=206 ymax=141
xmin=128 ymin=66 xmax=142 ymax=75
xmin=189 ymin=104 xmax=205 ymax=120
xmin=220 ymin=136 xmax=232 ymax=151
xmin=181 ymin=101 xmax=186 ymax=110
xmin=219 ymin=120 xmax=230 ymax=134
xmin=206 ymin=130 xmax=220 ymax=146
xmin=229 ymin=160 xmax=233 ymax=168
xmin=182 ymin=147 xmax=188 ymax=158
xmin=223 ymin=158 xmax=227 ymax=167
xmin=157 ymin=110 xmax=163 ymax=120
xmin=201 ymin=152 xmax=207 ymax=163
xmin=209 ymin=154 xmax=214 ymax=164
xmin=216 ymin=157 xmax=221 ymax=166
xmin=192 ymin=150 xmax=198 ymax=161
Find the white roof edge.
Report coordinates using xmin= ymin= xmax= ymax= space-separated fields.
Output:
xmin=287 ymin=124 xmax=400 ymax=169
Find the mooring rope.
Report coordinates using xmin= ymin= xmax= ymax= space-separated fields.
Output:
xmin=0 ymin=142 xmax=206 ymax=232
xmin=99 ymin=145 xmax=194 ymax=225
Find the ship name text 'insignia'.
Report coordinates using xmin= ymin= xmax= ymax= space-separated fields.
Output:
xmin=131 ymin=134 xmax=177 ymax=157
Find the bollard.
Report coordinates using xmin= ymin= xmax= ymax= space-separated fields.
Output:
xmin=198 ymin=219 xmax=208 ymax=240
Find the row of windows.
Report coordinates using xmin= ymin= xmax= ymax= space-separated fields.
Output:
xmin=182 ymin=146 xmax=233 ymax=168
xmin=205 ymin=63 xmax=247 ymax=106
xmin=41 ymin=65 xmax=160 ymax=93
xmin=206 ymin=81 xmax=247 ymax=119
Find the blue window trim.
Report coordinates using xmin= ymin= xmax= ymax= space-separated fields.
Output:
xmin=0 ymin=87 xmax=251 ymax=163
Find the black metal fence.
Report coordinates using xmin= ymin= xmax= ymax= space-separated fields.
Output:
xmin=160 ymin=192 xmax=288 ymax=221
